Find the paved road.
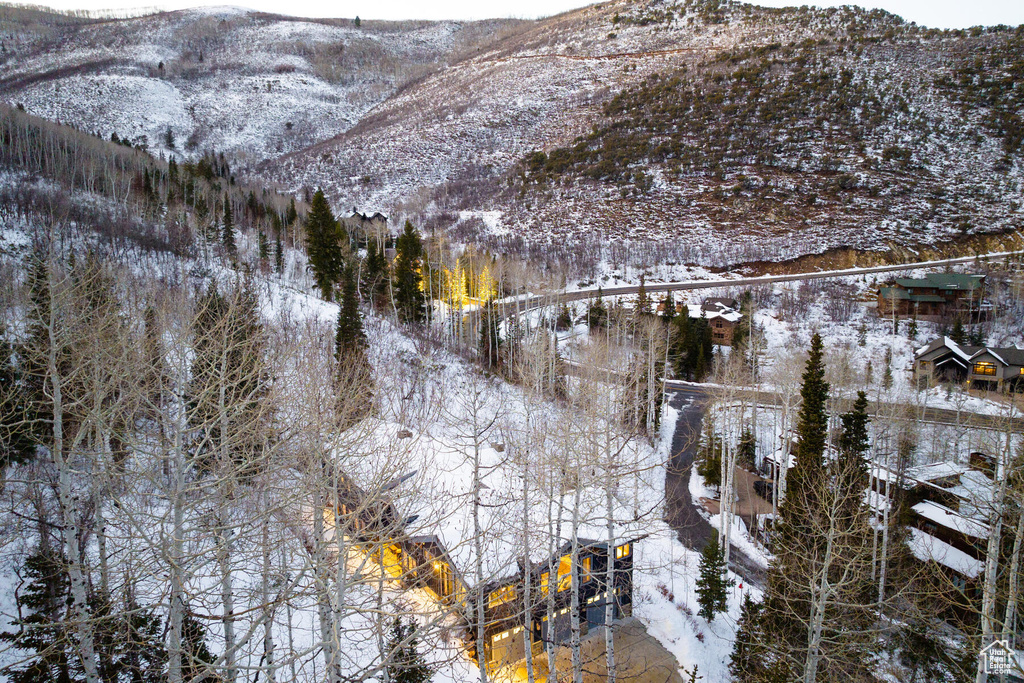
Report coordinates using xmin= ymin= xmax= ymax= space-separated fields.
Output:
xmin=665 ymin=380 xmax=1024 ymax=431
xmin=663 ymin=387 xmax=767 ymax=587
xmin=500 ymin=249 xmax=1023 ymax=314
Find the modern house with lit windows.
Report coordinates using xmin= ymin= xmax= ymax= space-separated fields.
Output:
xmin=914 ymin=337 xmax=1024 ymax=391
xmin=320 ymin=470 xmax=636 ymax=673
xmin=469 ymin=538 xmax=636 ymax=671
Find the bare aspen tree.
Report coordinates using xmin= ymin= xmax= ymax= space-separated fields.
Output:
xmin=23 ymin=244 xmax=103 ymax=683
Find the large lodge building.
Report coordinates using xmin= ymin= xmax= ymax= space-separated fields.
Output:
xmin=323 ymin=471 xmax=636 ymax=674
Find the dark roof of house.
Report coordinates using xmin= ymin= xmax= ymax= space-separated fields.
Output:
xmin=348 ymin=208 xmax=389 ymax=221
xmin=894 ymin=273 xmax=985 ymax=291
xmin=702 ymin=297 xmax=739 ymax=312
xmin=915 ymin=337 xmax=982 ymax=360
xmin=984 ymin=347 xmax=1024 ymax=366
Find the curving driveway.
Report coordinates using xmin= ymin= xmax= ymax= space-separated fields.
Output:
xmin=663 ymin=387 xmax=767 ymax=587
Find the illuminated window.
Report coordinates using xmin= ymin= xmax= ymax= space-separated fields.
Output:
xmin=615 ymin=543 xmax=631 ymax=559
xmin=557 ymin=555 xmax=572 ymax=592
xmin=974 ymin=362 xmax=997 ymax=376
xmin=489 ymin=585 xmax=516 ymax=608
xmin=540 ymin=572 xmax=549 ymax=595
xmin=581 ymin=557 xmax=591 ymax=583
xmin=492 ymin=627 xmax=520 ymax=644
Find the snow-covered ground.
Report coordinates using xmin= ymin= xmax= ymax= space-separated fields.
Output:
xmin=0 ymin=203 xmax=761 ymax=682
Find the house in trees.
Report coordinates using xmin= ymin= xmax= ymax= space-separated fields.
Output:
xmin=913 ymin=337 xmax=984 ymax=384
xmin=876 ymin=272 xmax=986 ymax=322
xmin=321 ymin=473 xmax=469 ymax=607
xmin=914 ymin=337 xmax=1024 ymax=391
xmin=700 ymin=298 xmax=743 ymax=346
xmin=470 ymin=539 xmax=636 ymax=672
xmin=661 ymin=300 xmax=743 ymax=346
xmin=867 ymin=460 xmax=992 ymax=594
xmin=963 ymin=346 xmax=1024 ymax=392
xmin=344 ymin=207 xmax=388 ymax=243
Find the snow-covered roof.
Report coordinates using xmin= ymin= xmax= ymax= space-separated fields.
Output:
xmin=864 ymin=489 xmax=891 ymax=514
xmin=914 ymin=336 xmax=979 ymax=362
xmin=905 ymin=461 xmax=967 ymax=485
xmin=912 ymin=500 xmax=989 ymax=539
xmin=763 ymin=448 xmax=795 ymax=469
xmin=907 ymin=528 xmax=984 ymax=579
xmin=869 ymin=463 xmax=905 ymax=486
xmin=685 ymin=303 xmax=742 ymax=323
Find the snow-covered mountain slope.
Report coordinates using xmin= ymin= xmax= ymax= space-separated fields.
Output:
xmin=264 ymin=0 xmax=1024 ymax=262
xmin=3 ymin=0 xmax=1022 ymax=268
xmin=0 ymin=6 xmax=518 ymax=165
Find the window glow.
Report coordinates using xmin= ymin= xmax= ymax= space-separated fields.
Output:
xmin=974 ymin=362 xmax=997 ymax=376
xmin=488 ymin=585 xmax=516 ymax=608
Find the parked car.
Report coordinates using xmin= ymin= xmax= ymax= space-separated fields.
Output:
xmin=753 ymin=480 xmax=774 ymax=500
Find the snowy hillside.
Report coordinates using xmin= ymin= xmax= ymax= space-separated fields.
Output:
xmin=0 ymin=6 xmax=516 ymax=165
xmin=4 ymin=0 xmax=1022 ymax=269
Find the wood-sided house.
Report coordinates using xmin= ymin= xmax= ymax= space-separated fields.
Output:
xmin=321 ymin=473 xmax=469 ymax=607
xmin=667 ymin=300 xmax=743 ymax=346
xmin=877 ymin=273 xmax=986 ymax=322
xmin=914 ymin=337 xmax=1024 ymax=391
xmin=867 ymin=460 xmax=991 ymax=596
xmin=470 ymin=539 xmax=636 ymax=671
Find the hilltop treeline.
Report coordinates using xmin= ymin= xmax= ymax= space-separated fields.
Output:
xmin=0 ymin=103 xmax=306 ymax=258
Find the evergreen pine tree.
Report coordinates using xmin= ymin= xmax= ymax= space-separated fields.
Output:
xmin=697 ymin=434 xmax=722 ymax=489
xmin=222 ymin=194 xmax=236 ymax=255
xmin=187 ymin=281 xmax=271 ymax=476
xmin=636 ymin=274 xmax=650 ymax=318
xmin=696 ymin=530 xmax=733 ymax=621
xmin=335 ymin=266 xmax=367 ymax=361
xmin=907 ymin=316 xmax=918 ymax=340
xmin=257 ymin=230 xmax=269 ymax=261
xmin=274 ymin=230 xmax=284 ymax=274
xmin=115 ymin=598 xmax=166 ymax=682
xmin=791 ymin=333 xmax=829 ymax=492
xmin=730 ymin=593 xmax=781 ymax=682
xmin=555 ymin=304 xmax=574 ymax=330
xmin=393 ymin=221 xmax=427 ymax=324
xmin=384 ymin=618 xmax=432 ymax=683
xmin=305 ymin=189 xmax=344 ymax=301
xmin=949 ymin=317 xmax=966 ymax=345
xmin=737 ymin=427 xmax=757 ymax=470
xmin=335 ymin=264 xmax=375 ymax=424
xmin=751 ymin=335 xmax=876 ymax=683
xmin=180 ymin=604 xmax=215 ymax=682
xmin=285 ymin=197 xmax=298 ymax=226
xmin=588 ymin=288 xmax=607 ymax=330
xmin=1 ymin=329 xmax=37 ymax=469
xmin=661 ymin=291 xmax=675 ymax=323
xmin=836 ymin=391 xmax=870 ymax=493
xmin=90 ymin=589 xmax=166 ymax=683
xmin=670 ymin=312 xmax=693 ymax=379
xmin=0 ymin=549 xmax=74 ymax=683
xmin=362 ymin=239 xmax=389 ymax=307
xmin=968 ymin=325 xmax=984 ymax=346
xmin=478 ymin=299 xmax=502 ymax=370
